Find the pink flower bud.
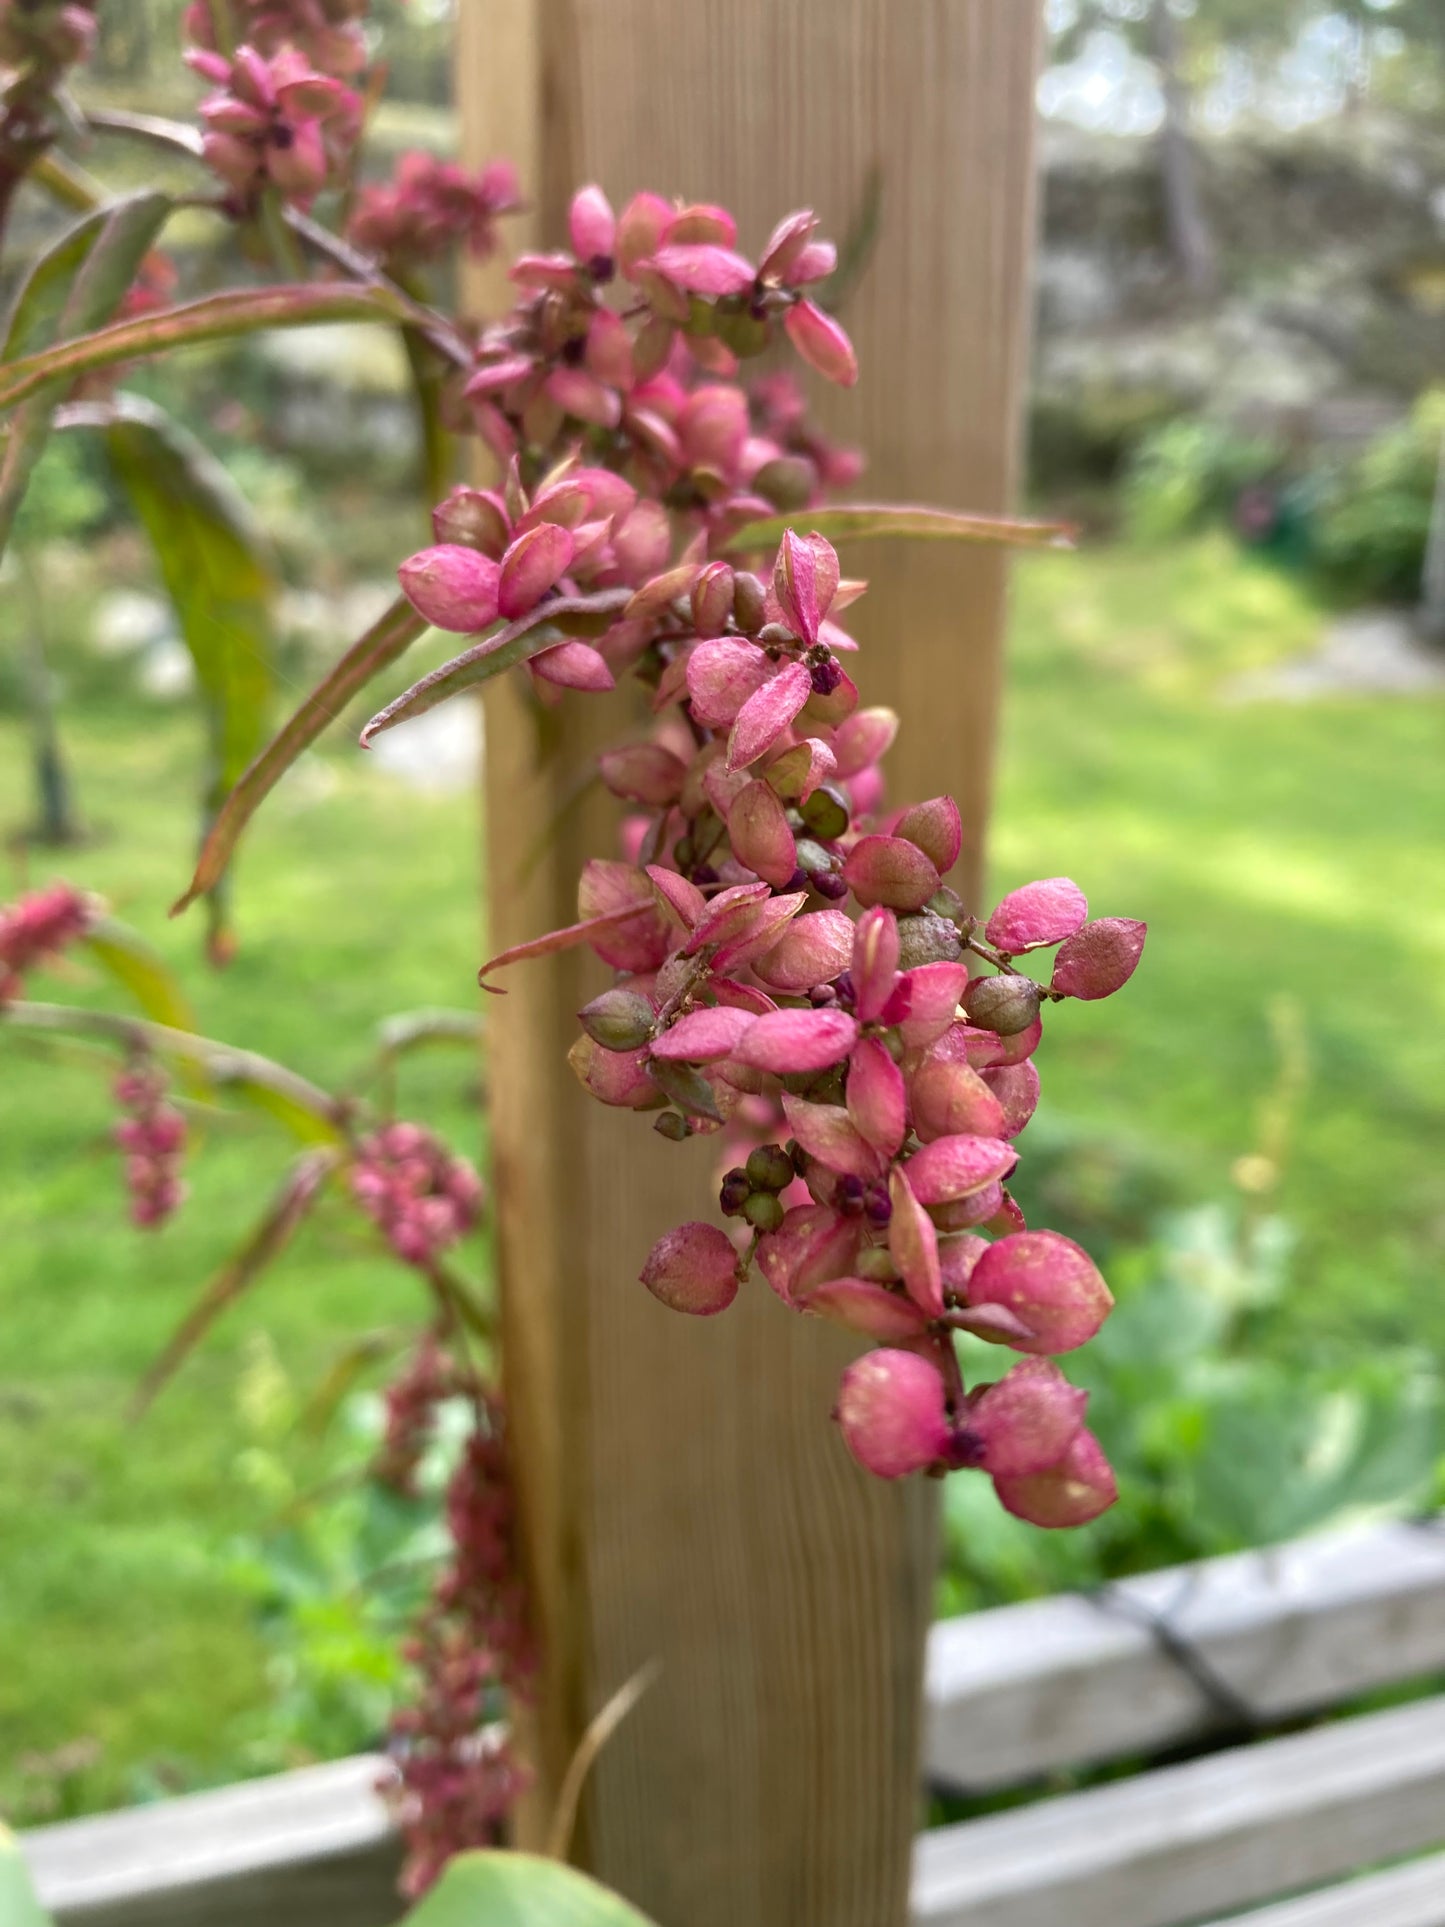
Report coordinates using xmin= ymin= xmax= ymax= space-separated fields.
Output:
xmin=804 ymin=1279 xmax=928 ymax=1340
xmin=851 ymin=906 xmax=899 ymax=1023
xmin=781 ymin=1096 xmax=884 ymax=1183
xmin=598 ymin=744 xmax=687 ymax=807
xmin=771 ymin=530 xmax=840 ymax=647
xmin=431 ymin=486 xmax=510 ymax=556
xmin=641 ymin=1221 xmax=740 ymax=1316
xmin=985 ymin=877 xmax=1089 ymax=954
xmin=896 ymin=796 xmax=963 ymax=875
xmin=734 ymin=1008 xmax=859 ymax=1076
xmin=727 ymin=660 xmax=814 ymax=771
xmin=568 ymin=183 xmax=616 ymax=263
xmin=530 ymin=640 xmax=615 ymax=690
xmin=497 ymin=523 xmax=574 ymax=619
xmin=966 ymin=1358 xmax=1088 ymax=1478
xmin=888 ymin=1168 xmax=943 ymax=1317
xmin=843 ymin=836 xmax=941 ymax=913
xmin=398 ymin=545 xmax=501 ymax=633
xmin=964 ymin=1230 xmax=1113 ymax=1356
xmin=727 ymin=780 xmax=797 ymax=888
xmin=903 ymin=1134 xmax=1015 ymax=1206
xmin=980 ymin=1059 xmax=1040 ymax=1139
xmin=752 ymin=909 xmax=854 ymax=993
xmin=835 ymin=1351 xmax=949 ymax=1479
xmin=1049 ymin=918 xmax=1148 ymax=1001
xmin=993 ymin=1427 xmax=1117 ymax=1528
xmin=758 ymin=209 xmax=818 ymax=281
xmin=784 ymin=299 xmax=858 ymax=386
xmin=846 ymin=1037 xmax=907 ymax=1157
xmin=650 ymin=243 xmax=755 ymax=298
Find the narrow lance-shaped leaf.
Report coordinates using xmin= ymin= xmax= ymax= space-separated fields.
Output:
xmin=723 ymin=503 xmax=1076 ymax=554
xmin=376 ymin=1008 xmax=484 ymax=1061
xmin=359 ymin=588 xmax=631 ymax=745
xmin=401 ymin=1850 xmax=660 ymax=1927
xmin=62 ymin=395 xmax=278 ymax=956
xmin=401 ymin=321 xmax=453 ymax=510
xmin=80 ymin=915 xmax=198 ymax=1034
xmin=131 ymin=1148 xmax=341 ymax=1416
xmin=173 ymin=595 xmax=427 ymax=915
xmin=0 ymin=1001 xmax=344 ymax=1143
xmin=0 ymin=282 xmax=422 ymax=413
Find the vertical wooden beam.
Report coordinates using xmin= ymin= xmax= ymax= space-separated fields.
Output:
xmin=460 ymin=5 xmax=1043 ymax=1922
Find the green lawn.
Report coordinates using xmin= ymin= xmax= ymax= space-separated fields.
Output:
xmin=1 ymin=526 xmax=1442 ymax=1817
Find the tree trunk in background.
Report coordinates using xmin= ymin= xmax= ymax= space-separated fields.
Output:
xmin=1152 ymin=0 xmax=1218 ymax=298
xmin=461 ymin=5 xmax=1044 ymax=1922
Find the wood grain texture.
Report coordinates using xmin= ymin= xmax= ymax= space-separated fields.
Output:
xmin=459 ymin=4 xmax=1044 ymax=1921
xmin=927 ymin=1514 xmax=1445 ymax=1788
xmin=913 ymin=1695 xmax=1445 ymax=1927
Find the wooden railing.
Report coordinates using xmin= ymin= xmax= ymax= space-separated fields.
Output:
xmin=24 ymin=1513 xmax=1445 ymax=1927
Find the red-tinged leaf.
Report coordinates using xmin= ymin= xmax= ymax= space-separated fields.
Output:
xmin=1050 ymin=917 xmax=1148 ymax=1001
xmin=993 ymin=1427 xmax=1117 ymax=1528
xmin=782 ymin=1094 xmax=884 ymax=1182
xmin=889 ymin=1167 xmax=943 ymax=1317
xmin=803 ymin=1279 xmax=929 ymax=1341
xmin=478 ymin=902 xmax=657 ymax=987
xmin=640 ymin=1221 xmax=739 ymax=1316
xmin=903 ymin=1133 xmax=1015 ymax=1205
xmin=650 ymin=1005 xmax=754 ymax=1063
xmin=724 ymin=503 xmax=1076 ymax=556
xmin=132 ymin=1149 xmax=339 ymax=1414
xmin=985 ymin=877 xmax=1088 ymax=955
xmin=967 ymin=1358 xmax=1088 ymax=1479
xmin=844 ymin=835 xmax=940 ymax=913
xmin=728 ymin=780 xmax=796 ymax=888
xmin=358 ymin=589 xmax=631 ymax=747
xmin=980 ymin=1059 xmax=1040 ymax=1140
xmin=752 ymin=908 xmax=854 ymax=994
xmin=648 ymin=1057 xmax=725 ymax=1123
xmin=0 ymin=282 xmax=423 ymax=412
xmin=846 ymin=1035 xmax=906 ymax=1157
xmin=965 ymin=1230 xmax=1114 ymax=1356
xmin=174 ymin=595 xmax=427 ymax=914
xmin=734 ymin=1007 xmax=858 ymax=1075
xmin=727 ymin=660 xmax=812 ymax=770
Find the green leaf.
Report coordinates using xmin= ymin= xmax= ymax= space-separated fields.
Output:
xmin=402 ymin=321 xmax=454 ymax=510
xmin=376 ymin=1008 xmax=484 ymax=1061
xmin=722 ymin=503 xmax=1076 ymax=553
xmin=61 ymin=394 xmax=278 ymax=949
xmin=0 ymin=282 xmax=423 ymax=413
xmin=358 ymin=590 xmax=632 ymax=746
xmin=133 ymin=1148 xmax=341 ymax=1415
xmin=403 ymin=1852 xmax=658 ymax=1927
xmin=173 ymin=594 xmax=428 ymax=915
xmin=81 ymin=916 xmax=198 ymax=1033
xmin=0 ymin=1827 xmax=51 ymax=1927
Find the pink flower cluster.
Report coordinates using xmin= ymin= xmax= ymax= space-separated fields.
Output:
xmin=188 ymin=42 xmax=361 ymax=209
xmin=113 ymin=1062 xmax=187 ymax=1229
xmin=349 ymin=151 xmax=521 ymax=272
xmin=385 ymin=1386 xmax=533 ymax=1899
xmin=0 ymin=882 xmax=94 ymax=1002
xmin=183 ymin=0 xmax=367 ymax=77
xmin=373 ymin=1331 xmax=462 ymax=1497
xmin=350 ymin=1121 xmax=485 ymax=1269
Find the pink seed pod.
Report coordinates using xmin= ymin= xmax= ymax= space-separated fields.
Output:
xmin=641 ymin=1221 xmax=740 ymax=1315
xmin=985 ymin=877 xmax=1089 ymax=954
xmin=993 ymin=1427 xmax=1118 ymax=1528
xmin=835 ymin=1350 xmax=949 ymax=1479
xmin=1050 ymin=917 xmax=1148 ymax=1001
xmin=963 ymin=1230 xmax=1114 ymax=1356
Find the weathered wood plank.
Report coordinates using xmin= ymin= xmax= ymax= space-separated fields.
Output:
xmin=459 ymin=4 xmax=1045 ymax=1924
xmin=927 ymin=1515 xmax=1445 ymax=1789
xmin=911 ymin=1694 xmax=1445 ymax=1927
xmin=25 ymin=1756 xmax=401 ymax=1927
xmin=1197 ymin=1850 xmax=1445 ymax=1927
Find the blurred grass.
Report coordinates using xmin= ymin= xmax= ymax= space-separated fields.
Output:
xmin=1 ymin=524 xmax=1443 ymax=1815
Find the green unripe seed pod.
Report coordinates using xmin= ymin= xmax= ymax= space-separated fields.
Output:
xmin=800 ymin=783 xmax=850 ymax=842
xmin=742 ymin=1190 xmax=786 ymax=1234
xmin=745 ymin=1143 xmax=796 ymax=1193
xmin=965 ymin=972 xmax=1042 ymax=1036
xmin=578 ymin=988 xmax=655 ymax=1052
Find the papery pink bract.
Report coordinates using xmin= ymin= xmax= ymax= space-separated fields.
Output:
xmin=896 ymin=796 xmax=962 ymax=875
xmin=846 ymin=1037 xmax=907 ymax=1157
xmin=649 ymin=242 xmax=755 ymax=297
xmin=398 ymin=546 xmax=501 ymax=633
xmin=785 ymin=299 xmax=858 ymax=386
xmin=993 ymin=1427 xmax=1117 ymax=1528
xmin=756 ymin=1204 xmax=860 ymax=1306
xmin=651 ymin=1006 xmax=754 ymax=1063
xmin=599 ymin=744 xmax=688 ymax=806
xmin=910 ymin=1051 xmax=1007 ymax=1143
xmin=888 ymin=1168 xmax=943 ymax=1318
xmin=782 ymin=1096 xmax=884 ymax=1183
xmin=568 ymin=183 xmax=616 ymax=263
xmin=852 ymin=906 xmax=901 ymax=1023
xmin=965 ymin=1358 xmax=1088 ymax=1479
xmin=641 ymin=1221 xmax=740 ymax=1315
xmin=903 ymin=1133 xmax=1015 ymax=1205
xmin=985 ymin=877 xmax=1089 ymax=954
xmin=835 ymin=1350 xmax=948 ymax=1478
xmin=1050 ymin=918 xmax=1148 ymax=1000
xmin=980 ymin=1059 xmax=1040 ymax=1139
xmin=752 ymin=909 xmax=854 ymax=993
xmin=687 ymin=638 xmax=771 ymax=728
xmin=843 ymin=836 xmax=940 ymax=912
xmin=964 ymin=1230 xmax=1113 ymax=1356
xmin=728 ymin=780 xmax=797 ymax=888
xmin=735 ymin=1008 xmax=859 ymax=1075
xmin=497 ymin=523 xmax=573 ymax=619
xmin=727 ymin=661 xmax=813 ymax=770
xmin=568 ymin=1035 xmax=657 ymax=1108
xmin=804 ymin=1279 xmax=929 ymax=1340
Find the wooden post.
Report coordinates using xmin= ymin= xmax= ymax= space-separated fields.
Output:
xmin=459 ymin=5 xmax=1043 ymax=1922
